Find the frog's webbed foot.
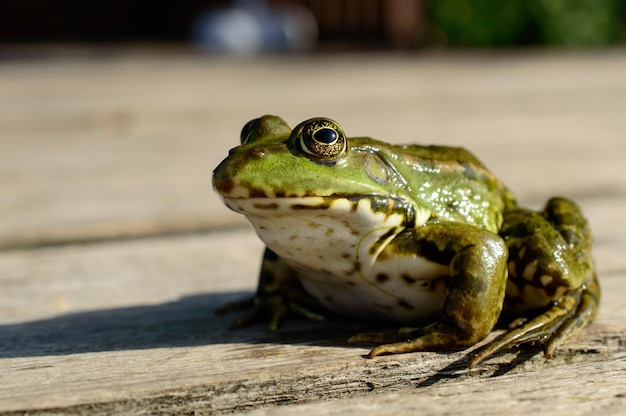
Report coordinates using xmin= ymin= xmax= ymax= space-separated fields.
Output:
xmin=217 ymin=293 xmax=324 ymax=332
xmin=468 ymin=274 xmax=600 ymax=368
xmin=348 ymin=322 xmax=470 ymax=359
xmin=216 ymin=248 xmax=325 ymax=332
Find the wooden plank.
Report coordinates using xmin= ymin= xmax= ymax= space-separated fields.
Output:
xmin=1 ymin=53 xmax=625 ymax=248
xmin=242 ymin=358 xmax=626 ymax=416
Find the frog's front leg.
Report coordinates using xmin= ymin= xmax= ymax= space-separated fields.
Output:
xmin=468 ymin=197 xmax=599 ymax=367
xmin=349 ymin=222 xmax=508 ymax=358
xmin=217 ymin=248 xmax=324 ymax=331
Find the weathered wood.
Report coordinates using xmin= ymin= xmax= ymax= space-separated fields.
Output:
xmin=242 ymin=357 xmax=626 ymax=416
xmin=0 ymin=225 xmax=624 ymax=415
xmin=1 ymin=51 xmax=625 ymax=415
xmin=1 ymin=52 xmax=625 ymax=249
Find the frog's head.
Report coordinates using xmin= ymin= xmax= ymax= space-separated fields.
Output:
xmin=213 ymin=115 xmax=423 ymax=227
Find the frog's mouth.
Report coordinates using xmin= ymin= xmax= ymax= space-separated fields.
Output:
xmin=220 ymin=194 xmax=426 ymax=229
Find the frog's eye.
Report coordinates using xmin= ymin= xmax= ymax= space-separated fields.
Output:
xmin=294 ymin=118 xmax=347 ymax=162
xmin=240 ymin=119 xmax=259 ymax=144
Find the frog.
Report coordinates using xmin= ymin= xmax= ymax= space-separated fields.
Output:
xmin=212 ymin=115 xmax=600 ymax=367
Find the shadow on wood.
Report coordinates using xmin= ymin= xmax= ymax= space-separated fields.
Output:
xmin=0 ymin=291 xmax=377 ymax=359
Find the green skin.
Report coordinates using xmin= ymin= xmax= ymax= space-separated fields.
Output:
xmin=213 ymin=115 xmax=600 ymax=367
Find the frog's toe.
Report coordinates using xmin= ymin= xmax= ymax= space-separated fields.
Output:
xmin=468 ymin=275 xmax=599 ymax=368
xmin=214 ymin=296 xmax=256 ymax=315
xmin=348 ymin=332 xmax=423 ymax=358
xmin=350 ymin=322 xmax=476 ymax=358
xmin=366 ymin=339 xmax=431 ymax=358
xmin=544 ymin=274 xmax=600 ymax=358
xmin=348 ymin=332 xmax=407 ymax=346
xmin=288 ymin=301 xmax=326 ymax=323
xmin=228 ymin=300 xmax=291 ymax=332
xmin=468 ymin=296 xmax=577 ymax=368
xmin=230 ymin=309 xmax=271 ymax=330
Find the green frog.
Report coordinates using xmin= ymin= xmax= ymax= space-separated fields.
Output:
xmin=212 ymin=115 xmax=600 ymax=367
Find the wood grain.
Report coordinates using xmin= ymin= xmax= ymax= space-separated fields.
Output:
xmin=1 ymin=51 xmax=625 ymax=415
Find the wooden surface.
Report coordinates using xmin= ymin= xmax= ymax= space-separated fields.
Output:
xmin=1 ymin=50 xmax=625 ymax=415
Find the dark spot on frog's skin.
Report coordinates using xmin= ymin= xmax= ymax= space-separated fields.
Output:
xmin=290 ymin=202 xmax=331 ymax=210
xmin=376 ymin=273 xmax=389 ymax=283
xmin=402 ymin=274 xmax=416 ymax=284
xmin=344 ymin=261 xmax=361 ymax=276
xmin=413 ymin=239 xmax=454 ymax=265
xmin=340 ymin=220 xmax=360 ymax=236
xmin=248 ymin=187 xmax=269 ymax=198
xmin=321 ymin=268 xmax=332 ymax=275
xmin=341 ymin=252 xmax=351 ymax=259
xmin=347 ymin=281 xmax=356 ymax=287
xmin=369 ymin=197 xmax=396 ymax=215
xmin=446 ymin=201 xmax=458 ymax=211
xmin=462 ymin=163 xmax=478 ymax=180
xmin=325 ymin=228 xmax=335 ymax=236
xmin=215 ymin=177 xmax=234 ymax=194
xmin=508 ymin=246 xmax=564 ymax=298
xmin=274 ymin=190 xmax=286 ymax=198
xmin=397 ymin=300 xmax=414 ymax=310
xmin=253 ymin=202 xmax=279 ymax=210
xmin=540 ymin=279 xmax=561 ymax=298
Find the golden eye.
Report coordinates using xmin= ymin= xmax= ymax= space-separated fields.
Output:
xmin=294 ymin=118 xmax=347 ymax=162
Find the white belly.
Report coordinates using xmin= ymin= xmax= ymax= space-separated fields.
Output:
xmin=294 ymin=261 xmax=448 ymax=323
xmin=227 ymin=195 xmax=448 ymax=322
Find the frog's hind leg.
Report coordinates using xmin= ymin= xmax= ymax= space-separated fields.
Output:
xmin=468 ymin=274 xmax=599 ymax=368
xmin=468 ymin=197 xmax=599 ymax=368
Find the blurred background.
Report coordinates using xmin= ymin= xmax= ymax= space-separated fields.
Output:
xmin=2 ymin=0 xmax=625 ymax=54
xmin=1 ymin=0 xmax=625 ymax=250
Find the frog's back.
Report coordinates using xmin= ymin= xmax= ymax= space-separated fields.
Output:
xmin=356 ymin=139 xmax=516 ymax=232
xmin=397 ymin=144 xmax=488 ymax=168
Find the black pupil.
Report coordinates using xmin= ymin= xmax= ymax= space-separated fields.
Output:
xmin=313 ymin=128 xmax=337 ymax=144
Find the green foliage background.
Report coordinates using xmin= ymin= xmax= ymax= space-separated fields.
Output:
xmin=430 ymin=0 xmax=625 ymax=46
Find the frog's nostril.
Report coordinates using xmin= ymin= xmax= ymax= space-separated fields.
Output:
xmin=252 ymin=147 xmax=268 ymax=158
